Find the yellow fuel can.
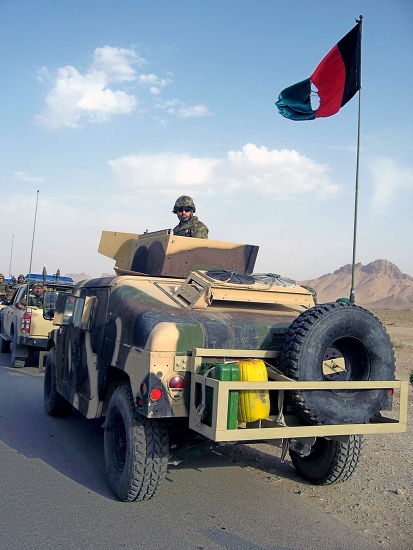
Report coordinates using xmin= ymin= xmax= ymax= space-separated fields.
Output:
xmin=238 ymin=359 xmax=270 ymax=422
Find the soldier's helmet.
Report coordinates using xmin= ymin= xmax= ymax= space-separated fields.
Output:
xmin=18 ymin=274 xmax=25 ymax=280
xmin=173 ymin=195 xmax=196 ymax=213
xmin=0 ymin=273 xmax=4 ymax=278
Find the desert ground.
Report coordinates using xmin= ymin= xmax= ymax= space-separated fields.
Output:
xmin=221 ymin=310 xmax=413 ymax=549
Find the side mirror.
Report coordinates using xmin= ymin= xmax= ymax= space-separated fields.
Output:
xmin=43 ymin=291 xmax=58 ymax=320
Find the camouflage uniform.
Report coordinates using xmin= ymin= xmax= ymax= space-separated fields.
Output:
xmin=0 ymin=274 xmax=10 ymax=297
xmin=27 ymin=293 xmax=44 ymax=308
xmin=172 ymin=195 xmax=208 ymax=239
xmin=173 ymin=216 xmax=209 ymax=238
xmin=13 ymin=275 xmax=26 ymax=289
xmin=19 ymin=286 xmax=44 ymax=309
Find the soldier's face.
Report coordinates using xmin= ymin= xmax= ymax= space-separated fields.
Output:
xmin=34 ymin=286 xmax=42 ymax=295
xmin=177 ymin=207 xmax=192 ymax=222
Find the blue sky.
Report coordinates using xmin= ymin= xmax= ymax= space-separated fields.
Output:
xmin=1 ymin=0 xmax=412 ymax=282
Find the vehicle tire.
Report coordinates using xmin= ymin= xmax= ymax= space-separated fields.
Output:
xmin=0 ymin=336 xmax=10 ymax=353
xmin=279 ymin=302 xmax=395 ymax=425
xmin=10 ymin=330 xmax=27 ymax=368
xmin=44 ymin=349 xmax=72 ymax=416
xmin=290 ymin=434 xmax=363 ymax=485
xmin=104 ymin=385 xmax=169 ymax=502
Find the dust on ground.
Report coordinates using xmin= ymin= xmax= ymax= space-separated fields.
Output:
xmin=219 ymin=310 xmax=413 ymax=549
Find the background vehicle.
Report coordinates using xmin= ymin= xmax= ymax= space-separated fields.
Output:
xmin=0 ymin=273 xmax=74 ymax=367
xmin=44 ymin=230 xmax=407 ymax=502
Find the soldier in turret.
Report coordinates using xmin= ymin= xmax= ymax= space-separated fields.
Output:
xmin=172 ymin=196 xmax=208 ymax=239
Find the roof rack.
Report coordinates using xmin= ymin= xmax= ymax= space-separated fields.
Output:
xmin=26 ymin=274 xmax=74 ymax=284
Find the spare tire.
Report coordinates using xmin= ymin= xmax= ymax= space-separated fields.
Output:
xmin=279 ymin=302 xmax=395 ymax=425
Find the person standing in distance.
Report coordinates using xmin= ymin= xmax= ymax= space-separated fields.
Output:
xmin=0 ymin=274 xmax=10 ymax=299
xmin=172 ymin=196 xmax=208 ymax=238
xmin=13 ymin=274 xmax=25 ymax=289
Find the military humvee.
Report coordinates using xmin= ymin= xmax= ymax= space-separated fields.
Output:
xmin=0 ymin=274 xmax=74 ymax=368
xmin=43 ymin=230 xmax=407 ymax=502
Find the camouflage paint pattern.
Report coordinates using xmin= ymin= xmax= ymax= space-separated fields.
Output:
xmin=51 ymin=270 xmax=314 ymax=420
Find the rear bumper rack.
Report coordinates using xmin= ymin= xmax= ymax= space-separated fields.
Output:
xmin=187 ymin=348 xmax=408 ymax=442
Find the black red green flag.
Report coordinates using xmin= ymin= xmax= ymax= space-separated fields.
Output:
xmin=275 ymin=21 xmax=361 ymax=121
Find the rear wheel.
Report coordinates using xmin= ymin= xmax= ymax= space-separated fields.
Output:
xmin=44 ymin=349 xmax=72 ymax=416
xmin=10 ymin=330 xmax=27 ymax=368
xmin=290 ymin=434 xmax=364 ymax=485
xmin=104 ymin=385 xmax=169 ymax=502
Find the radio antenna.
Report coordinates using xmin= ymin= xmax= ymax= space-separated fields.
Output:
xmin=8 ymin=233 xmax=14 ymax=278
xmin=26 ymin=190 xmax=40 ymax=306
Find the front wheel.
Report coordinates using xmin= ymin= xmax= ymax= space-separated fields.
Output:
xmin=0 ymin=336 xmax=10 ymax=353
xmin=44 ymin=349 xmax=72 ymax=416
xmin=104 ymin=385 xmax=169 ymax=502
xmin=290 ymin=434 xmax=363 ymax=485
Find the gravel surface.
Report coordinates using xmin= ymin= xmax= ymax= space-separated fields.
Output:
xmin=219 ymin=310 xmax=413 ymax=550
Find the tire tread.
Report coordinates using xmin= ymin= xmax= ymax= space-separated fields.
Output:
xmin=279 ymin=302 xmax=394 ymax=424
xmin=106 ymin=385 xmax=169 ymax=502
xmin=290 ymin=434 xmax=364 ymax=485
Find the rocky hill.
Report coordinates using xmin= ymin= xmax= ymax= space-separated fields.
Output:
xmin=300 ymin=259 xmax=413 ymax=310
xmin=64 ymin=272 xmax=91 ymax=283
xmin=65 ymin=261 xmax=412 ymax=310
xmin=64 ymin=272 xmax=114 ymax=283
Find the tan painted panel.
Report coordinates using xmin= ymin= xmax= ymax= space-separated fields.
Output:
xmin=99 ymin=229 xmax=258 ymax=277
xmin=98 ymin=231 xmax=140 ymax=269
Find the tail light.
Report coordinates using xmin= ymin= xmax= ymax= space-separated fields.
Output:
xmin=168 ymin=375 xmax=187 ymax=389
xmin=21 ymin=313 xmax=31 ymax=334
xmin=150 ymin=388 xmax=163 ymax=400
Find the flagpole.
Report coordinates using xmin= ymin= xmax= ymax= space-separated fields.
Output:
xmin=349 ymin=15 xmax=363 ymax=304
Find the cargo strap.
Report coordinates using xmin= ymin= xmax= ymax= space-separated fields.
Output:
xmin=280 ymin=439 xmax=289 ymax=462
xmin=275 ymin=390 xmax=286 ymax=426
xmin=195 ymin=367 xmax=215 ymax=424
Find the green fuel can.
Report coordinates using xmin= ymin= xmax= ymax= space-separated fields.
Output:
xmin=210 ymin=362 xmax=240 ymax=430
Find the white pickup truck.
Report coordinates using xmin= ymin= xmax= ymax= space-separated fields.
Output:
xmin=0 ymin=274 xmax=74 ymax=368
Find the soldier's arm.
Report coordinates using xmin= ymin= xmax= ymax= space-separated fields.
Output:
xmin=191 ymin=223 xmax=208 ymax=239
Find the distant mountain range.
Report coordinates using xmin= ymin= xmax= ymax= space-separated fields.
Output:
xmin=65 ymin=259 xmax=413 ymax=310
xmin=300 ymin=259 xmax=413 ymax=310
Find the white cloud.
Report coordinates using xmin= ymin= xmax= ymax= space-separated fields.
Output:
xmin=91 ymin=45 xmax=143 ymax=82
xmin=138 ymin=73 xmax=172 ymax=88
xmin=369 ymin=157 xmax=413 ymax=206
xmin=36 ymin=46 xmax=209 ymax=128
xmin=36 ymin=46 xmax=140 ymax=128
xmin=178 ymin=105 xmax=211 ymax=118
xmin=155 ymin=98 xmax=212 ymax=118
xmin=36 ymin=66 xmax=49 ymax=83
xmin=219 ymin=144 xmax=336 ymax=197
xmin=12 ymin=171 xmax=45 ymax=183
xmin=109 ymin=143 xmax=336 ymax=198
xmin=109 ymin=153 xmax=218 ymax=188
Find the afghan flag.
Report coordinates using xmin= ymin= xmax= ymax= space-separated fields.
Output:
xmin=275 ymin=21 xmax=361 ymax=120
